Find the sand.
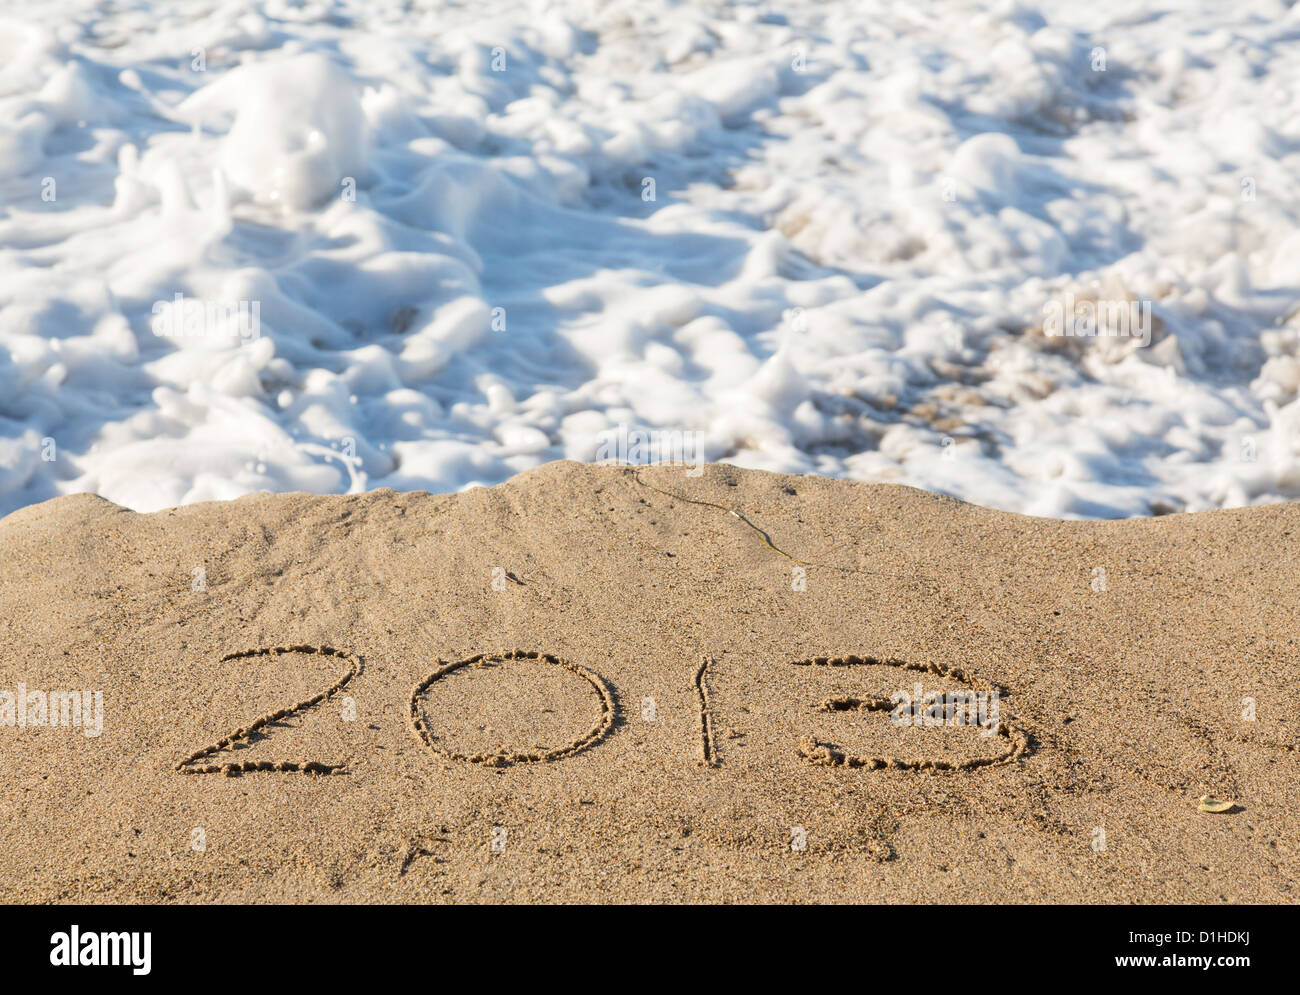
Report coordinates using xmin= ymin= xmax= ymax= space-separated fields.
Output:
xmin=1 ymin=461 xmax=1297 ymax=903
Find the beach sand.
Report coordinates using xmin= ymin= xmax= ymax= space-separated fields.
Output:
xmin=1 ymin=461 xmax=1296 ymax=903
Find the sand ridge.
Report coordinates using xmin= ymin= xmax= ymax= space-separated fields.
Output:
xmin=0 ymin=461 xmax=1297 ymax=903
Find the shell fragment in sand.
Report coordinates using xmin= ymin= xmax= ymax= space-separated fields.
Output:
xmin=1197 ymin=796 xmax=1235 ymax=814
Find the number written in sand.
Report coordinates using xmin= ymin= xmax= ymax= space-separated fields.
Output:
xmin=176 ymin=646 xmax=1022 ymax=779
xmin=175 ymin=645 xmax=362 ymax=777
xmin=789 ymin=655 xmax=1028 ymax=771
xmin=408 ymin=650 xmax=616 ymax=767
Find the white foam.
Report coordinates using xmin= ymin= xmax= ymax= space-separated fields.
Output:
xmin=178 ymin=53 xmax=368 ymax=211
xmin=2 ymin=0 xmax=1299 ymax=519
